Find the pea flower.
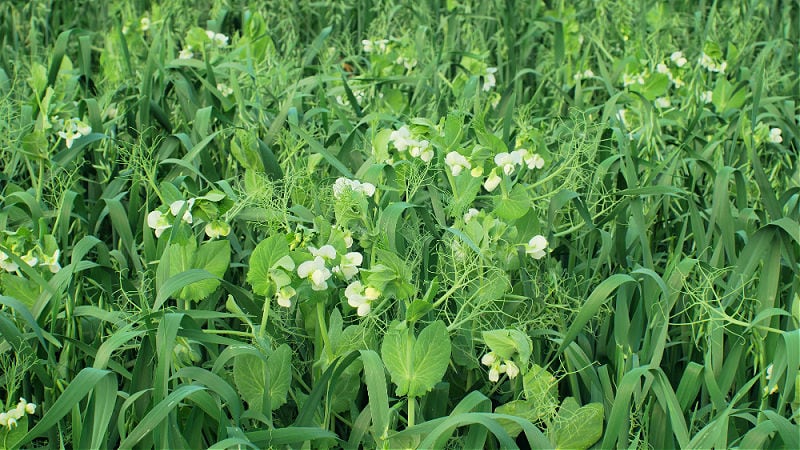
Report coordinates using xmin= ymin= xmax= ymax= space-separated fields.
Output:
xmin=445 ymin=151 xmax=471 ymax=176
xmin=656 ymin=63 xmax=669 ymax=74
xmin=217 ymin=83 xmax=233 ymax=97
xmin=21 ymin=252 xmax=38 ymax=267
xmin=523 ymin=151 xmax=545 ymax=170
xmin=169 ymin=198 xmax=195 ymax=223
xmin=525 ymin=235 xmax=548 ymax=259
xmin=333 ymin=251 xmax=363 ymax=280
xmin=505 ymin=360 xmax=520 ymax=379
xmin=484 ymin=170 xmax=502 ymax=192
xmin=670 ymin=51 xmax=687 ymax=67
xmin=205 ymin=220 xmax=231 ymax=239
xmin=408 ymin=140 xmax=433 ymax=162
xmin=58 ymin=118 xmax=92 ymax=149
xmin=297 ymin=257 xmax=331 ymax=291
xmin=654 ymin=97 xmax=671 ymax=108
xmin=332 ymin=178 xmax=376 ymax=199
xmin=147 ymin=210 xmax=171 ymax=237
xmin=178 ymin=47 xmax=193 ymax=59
xmin=309 ymin=245 xmax=337 ymax=260
xmin=0 ymin=251 xmax=19 ymax=273
xmin=480 ymin=351 xmax=497 ymax=366
xmin=623 ymin=72 xmax=645 ymax=87
xmin=389 ymin=126 xmax=415 ymax=152
xmin=140 ymin=17 xmax=151 ymax=31
xmin=362 ymin=39 xmax=374 ymax=53
xmin=700 ymin=91 xmax=713 ymax=104
xmin=470 ymin=166 xmax=484 ymax=178
xmin=345 ymin=280 xmax=380 ymax=316
xmin=768 ymin=128 xmax=783 ymax=144
xmin=482 ymin=67 xmax=498 ymax=92
xmin=494 ymin=151 xmax=523 ymax=175
xmin=464 ymin=208 xmax=480 ymax=223
xmin=40 ymin=249 xmax=61 ymax=273
xmin=206 ymin=30 xmax=229 ymax=47
xmin=275 ymin=286 xmax=297 ymax=308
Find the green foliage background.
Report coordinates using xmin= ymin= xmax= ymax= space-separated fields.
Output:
xmin=0 ymin=0 xmax=797 ymax=448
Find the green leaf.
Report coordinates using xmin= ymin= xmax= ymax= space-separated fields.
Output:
xmin=494 ymin=184 xmax=530 ymax=220
xmin=247 ymin=235 xmax=291 ymax=296
xmin=234 ymin=344 xmax=293 ymax=413
xmin=382 ymin=321 xmax=451 ymax=398
xmin=549 ymin=398 xmax=604 ymax=450
xmin=483 ymin=329 xmax=531 ymax=362
xmin=179 ymin=240 xmax=230 ymax=301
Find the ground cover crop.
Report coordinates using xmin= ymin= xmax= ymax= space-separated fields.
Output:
xmin=0 ymin=0 xmax=798 ymax=448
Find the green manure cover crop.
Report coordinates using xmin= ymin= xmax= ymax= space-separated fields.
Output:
xmin=0 ymin=0 xmax=797 ymax=448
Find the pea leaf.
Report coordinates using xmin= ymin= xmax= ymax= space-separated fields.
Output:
xmin=381 ymin=320 xmax=451 ymax=397
xmin=247 ymin=235 xmax=291 ymax=296
xmin=233 ymin=344 xmax=293 ymax=413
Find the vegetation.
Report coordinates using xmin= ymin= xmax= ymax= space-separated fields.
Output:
xmin=0 ymin=0 xmax=797 ymax=448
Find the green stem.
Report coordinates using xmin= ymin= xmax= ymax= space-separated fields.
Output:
xmin=316 ymin=301 xmax=334 ymax=361
xmin=408 ymin=396 xmax=415 ymax=428
xmin=259 ymin=296 xmax=270 ymax=338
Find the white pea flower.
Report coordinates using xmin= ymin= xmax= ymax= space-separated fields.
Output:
xmin=334 ymin=251 xmax=363 ymax=280
xmin=178 ymin=47 xmax=193 ymax=59
xmin=297 ymin=256 xmax=331 ymax=291
xmin=484 ymin=170 xmax=502 ymax=192
xmin=147 ymin=210 xmax=171 ymax=237
xmin=21 ymin=252 xmax=38 ymax=267
xmin=140 ymin=17 xmax=150 ymax=32
xmin=524 ymin=152 xmax=545 ymax=170
xmin=345 ymin=280 xmax=380 ymax=316
xmin=464 ymin=208 xmax=480 ymax=223
xmin=623 ymin=72 xmax=645 ymax=87
xmin=408 ymin=140 xmax=431 ymax=160
xmin=0 ymin=412 xmax=6 ymax=427
xmin=481 ymin=351 xmax=497 ymax=367
xmin=768 ymin=128 xmax=783 ymax=144
xmin=342 ymin=229 xmax=354 ymax=248
xmin=483 ymin=67 xmax=498 ymax=92
xmin=670 ymin=51 xmax=687 ymax=67
xmin=488 ymin=366 xmax=501 ymax=382
xmin=25 ymin=401 xmax=36 ymax=415
xmin=333 ymin=177 xmax=376 ymax=199
xmin=583 ymin=69 xmax=594 ymax=78
xmin=206 ymin=30 xmax=228 ymax=47
xmin=169 ymin=199 xmax=195 ymax=223
xmin=505 ymin=360 xmax=520 ymax=379
xmin=0 ymin=251 xmax=19 ymax=273
xmin=361 ymin=39 xmax=374 ymax=53
xmin=275 ymin=286 xmax=296 ymax=308
xmin=654 ymin=97 xmax=671 ymax=109
xmin=701 ymin=90 xmax=713 ymax=104
xmin=470 ymin=166 xmax=484 ymax=178
xmin=445 ymin=151 xmax=471 ymax=176
xmin=216 ymin=83 xmax=233 ymax=97
xmin=494 ymin=152 xmax=522 ymax=176
xmin=40 ymin=249 xmax=61 ymax=273
xmin=309 ymin=245 xmax=337 ymax=260
xmin=390 ymin=126 xmax=414 ymax=152
xmin=7 ymin=417 xmax=16 ymax=428
xmin=525 ymin=235 xmax=548 ymax=259
xmin=656 ymin=63 xmax=669 ymax=74
xmin=205 ymin=220 xmax=231 ymax=239
xmin=672 ymin=77 xmax=684 ymax=88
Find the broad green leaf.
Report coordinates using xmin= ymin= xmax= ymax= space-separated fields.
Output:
xmin=493 ymin=184 xmax=530 ymax=220
xmin=247 ymin=235 xmax=291 ymax=296
xmin=549 ymin=398 xmax=604 ymax=450
xmin=179 ymin=240 xmax=230 ymax=301
xmin=482 ymin=329 xmax=530 ymax=362
xmin=382 ymin=321 xmax=451 ymax=397
xmin=234 ymin=344 xmax=293 ymax=412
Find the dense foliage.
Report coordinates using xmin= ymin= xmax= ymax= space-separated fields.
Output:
xmin=0 ymin=0 xmax=798 ymax=448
